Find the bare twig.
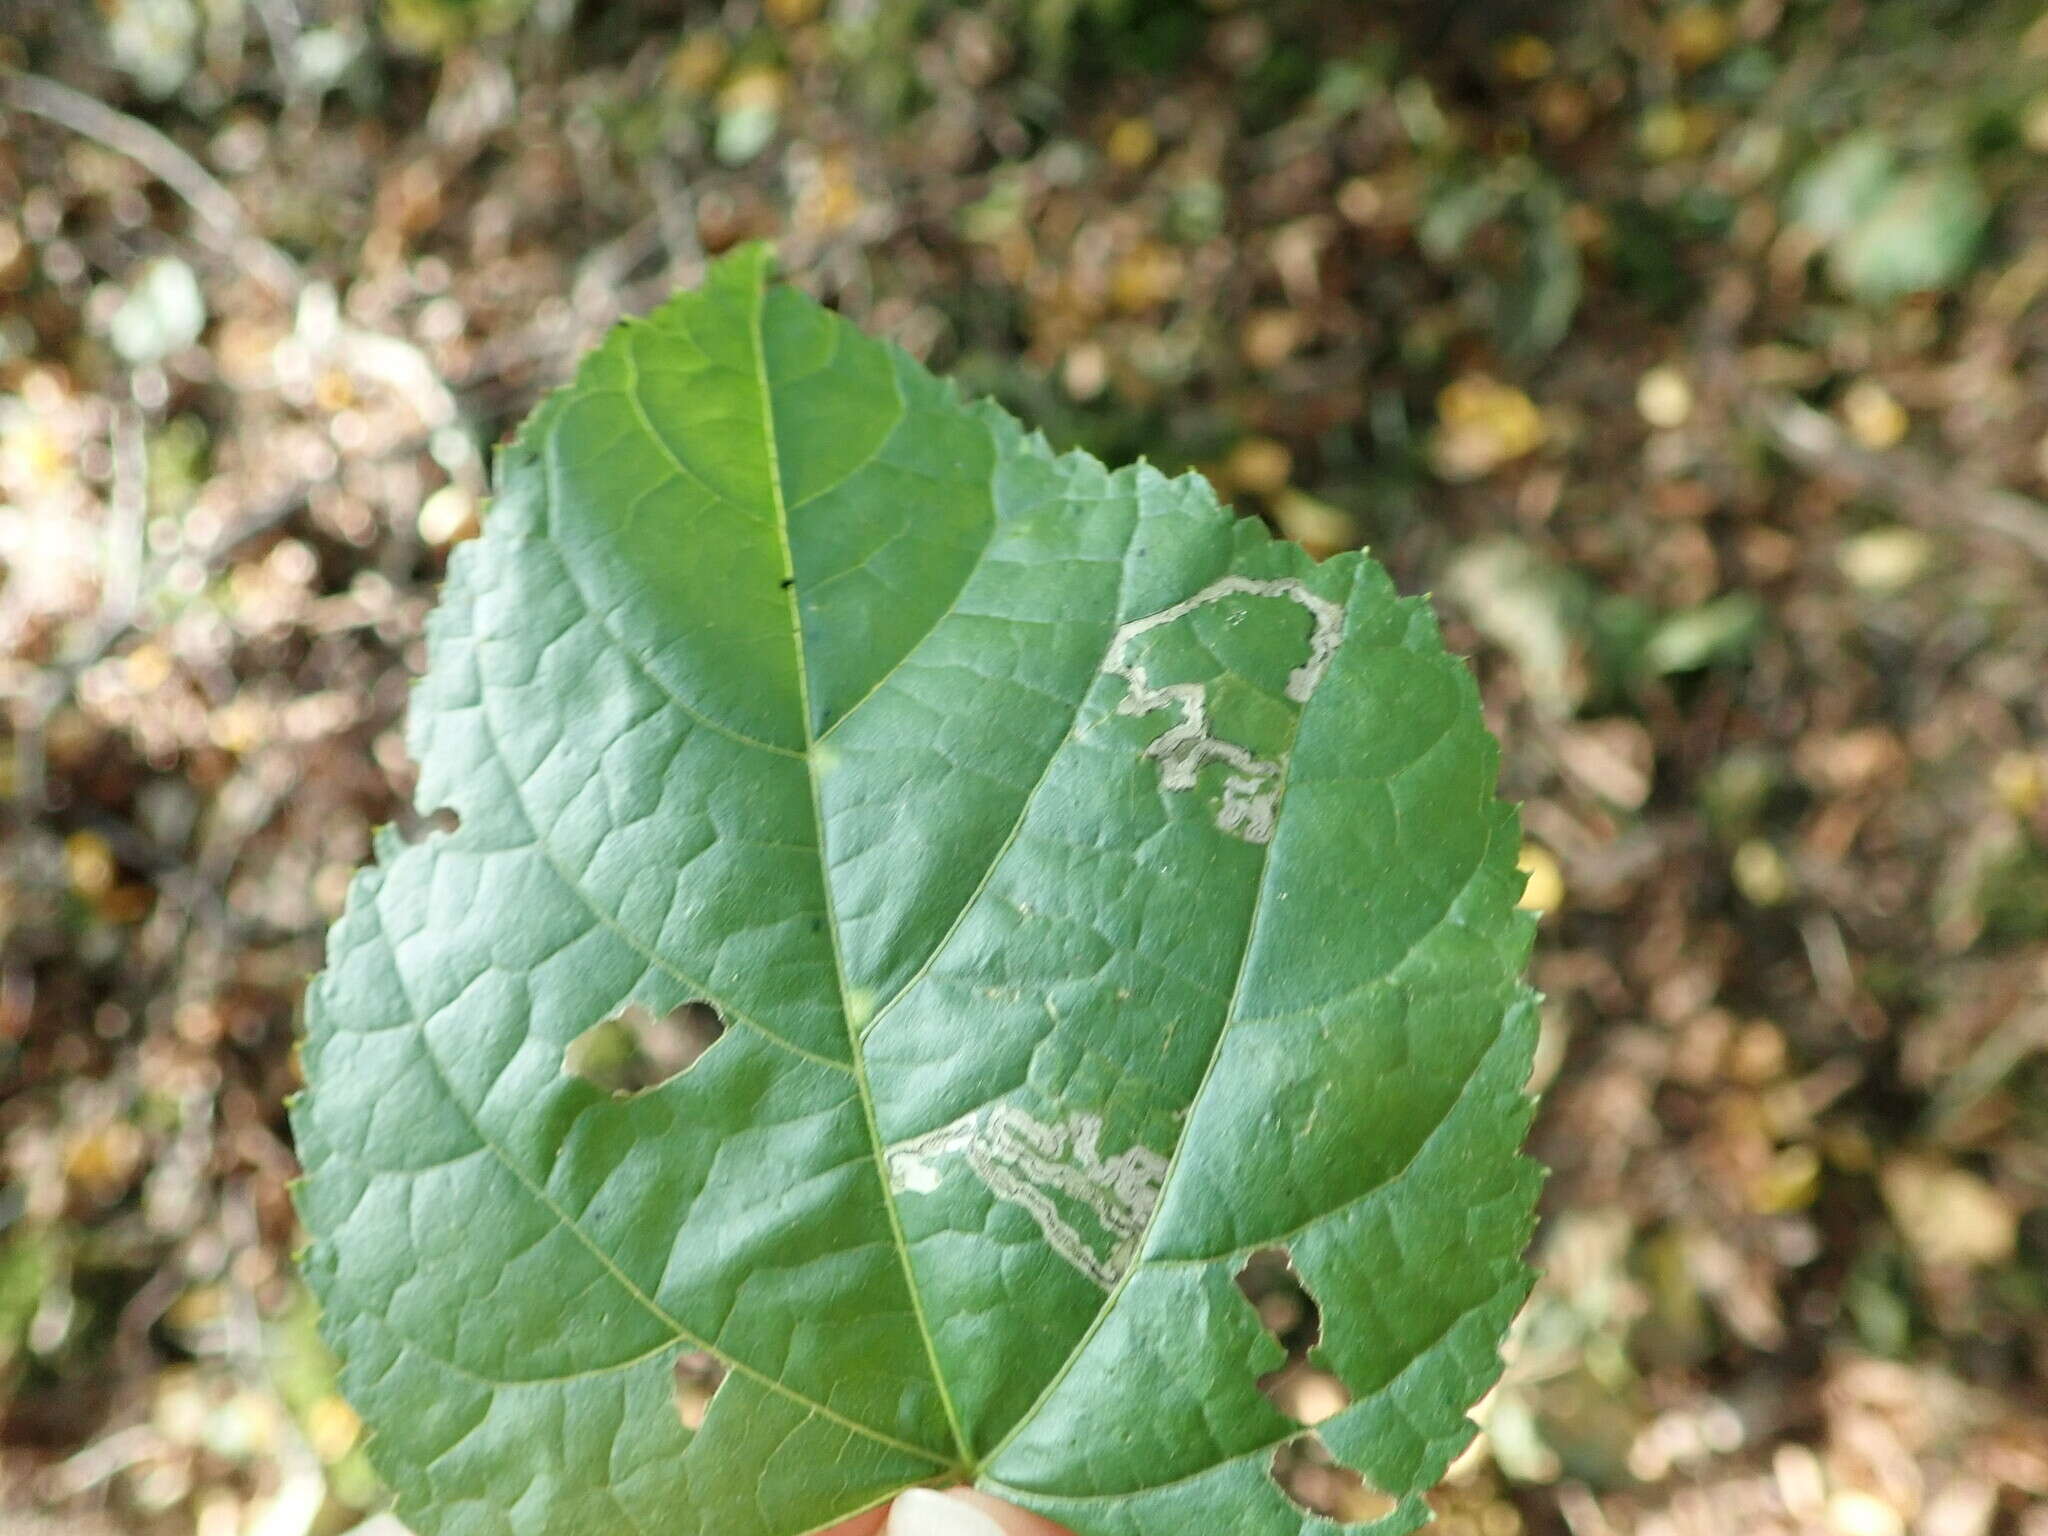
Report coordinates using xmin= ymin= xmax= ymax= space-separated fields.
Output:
xmin=641 ymin=155 xmax=706 ymax=291
xmin=0 ymin=70 xmax=301 ymax=298
xmin=43 ymin=1425 xmax=164 ymax=1499
xmin=247 ymin=0 xmax=302 ymax=66
xmin=101 ymin=403 xmax=149 ymax=635
xmin=1752 ymin=392 xmax=2048 ymax=566
xmin=1 ymin=67 xmax=464 ymax=688
xmin=220 ymin=1193 xmax=327 ymax=1536
xmin=1798 ymin=909 xmax=1856 ymax=1015
xmin=1925 ymin=996 xmax=2048 ymax=1141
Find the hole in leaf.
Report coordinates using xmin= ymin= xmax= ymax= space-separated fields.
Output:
xmin=564 ymin=1001 xmax=726 ymax=1096
xmin=1236 ymin=1245 xmax=1348 ymax=1419
xmin=1237 ymin=1246 xmax=1317 ymax=1351
xmin=672 ymin=1350 xmax=727 ymax=1431
xmin=1271 ymin=1435 xmax=1399 ymax=1526
xmin=1237 ymin=1247 xmax=1395 ymax=1525
xmin=397 ymin=805 xmax=461 ymax=843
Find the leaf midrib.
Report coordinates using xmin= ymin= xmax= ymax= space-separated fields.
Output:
xmin=746 ymin=276 xmax=974 ymax=1473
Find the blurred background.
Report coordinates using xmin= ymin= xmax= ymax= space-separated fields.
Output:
xmin=3 ymin=0 xmax=2047 ymax=1532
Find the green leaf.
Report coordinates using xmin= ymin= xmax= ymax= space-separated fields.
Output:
xmin=1828 ymin=163 xmax=1991 ymax=302
xmin=1441 ymin=536 xmax=1592 ymax=719
xmin=1786 ymin=133 xmax=1899 ymax=244
xmin=1639 ymin=593 xmax=1764 ymax=676
xmin=1787 ymin=136 xmax=1993 ymax=303
xmin=292 ymin=246 xmax=1540 ymax=1536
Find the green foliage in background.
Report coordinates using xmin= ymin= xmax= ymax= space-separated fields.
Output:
xmin=290 ymin=247 xmax=1539 ymax=1535
xmin=381 ymin=0 xmax=534 ymax=56
xmin=1788 ymin=134 xmax=1992 ymax=303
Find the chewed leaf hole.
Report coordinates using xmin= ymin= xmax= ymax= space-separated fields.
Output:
xmin=1237 ymin=1246 xmax=1316 ymax=1348
xmin=672 ymin=1350 xmax=728 ymax=1431
xmin=1238 ymin=1248 xmax=1394 ymax=1524
xmin=565 ymin=1001 xmax=726 ymax=1096
xmin=1236 ymin=1245 xmax=1349 ymax=1417
xmin=1271 ymin=1435 xmax=1399 ymax=1525
xmin=397 ymin=806 xmax=461 ymax=844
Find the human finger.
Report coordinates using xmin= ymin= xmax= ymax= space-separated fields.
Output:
xmin=819 ymin=1487 xmax=1074 ymax=1536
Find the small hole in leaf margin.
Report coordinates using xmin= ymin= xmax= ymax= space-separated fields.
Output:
xmin=1270 ymin=1437 xmax=1398 ymax=1527
xmin=564 ymin=1001 xmax=726 ymax=1096
xmin=397 ymin=806 xmax=461 ymax=844
xmin=673 ymin=1351 xmax=728 ymax=1431
xmin=1236 ymin=1247 xmax=1397 ymax=1525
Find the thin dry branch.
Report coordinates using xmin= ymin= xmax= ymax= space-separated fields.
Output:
xmin=0 ymin=69 xmax=302 ymax=298
xmin=1753 ymin=391 xmax=2048 ymax=566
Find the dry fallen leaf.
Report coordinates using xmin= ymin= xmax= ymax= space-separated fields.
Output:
xmin=1432 ymin=375 xmax=1549 ymax=481
xmin=1880 ymin=1154 xmax=2018 ymax=1270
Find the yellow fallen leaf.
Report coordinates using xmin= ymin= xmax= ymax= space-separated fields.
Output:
xmin=2023 ymin=93 xmax=2048 ymax=155
xmin=717 ymin=66 xmax=787 ymax=116
xmin=123 ymin=643 xmax=172 ymax=693
xmin=1666 ymin=5 xmax=1734 ymax=71
xmin=1636 ymin=365 xmax=1694 ymax=428
xmin=1838 ymin=526 xmax=1933 ymax=593
xmin=63 ymin=1120 xmax=145 ymax=1203
xmin=1223 ymin=436 xmax=1292 ymax=497
xmin=1880 ymin=1154 xmax=2016 ymax=1269
xmin=1750 ymin=1144 xmax=1821 ymax=1214
xmin=1841 ymin=379 xmax=1908 ymax=449
xmin=1516 ymin=843 xmax=1565 ymax=915
xmin=307 ymin=1395 xmax=362 ymax=1462
xmin=1110 ymin=243 xmax=1183 ymax=314
xmin=1732 ymin=838 xmax=1791 ymax=906
xmin=1826 ymin=1490 xmax=1905 ymax=1536
xmin=1270 ymin=489 xmax=1357 ymax=561
xmin=1105 ymin=117 xmax=1157 ymax=170
xmin=1497 ymin=35 xmax=1554 ymax=81
xmin=1432 ymin=375 xmax=1547 ymax=481
xmin=665 ymin=32 xmax=729 ymax=96
xmin=1640 ymin=103 xmax=1691 ymax=161
xmin=418 ymin=484 xmax=479 ymax=546
xmin=65 ymin=830 xmax=116 ymax=898
xmin=1991 ymin=751 xmax=2044 ymax=816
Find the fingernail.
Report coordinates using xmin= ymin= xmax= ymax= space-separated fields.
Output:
xmin=884 ymin=1488 xmax=1007 ymax=1536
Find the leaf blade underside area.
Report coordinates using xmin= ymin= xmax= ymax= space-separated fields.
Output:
xmin=291 ymin=245 xmax=1542 ymax=1536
